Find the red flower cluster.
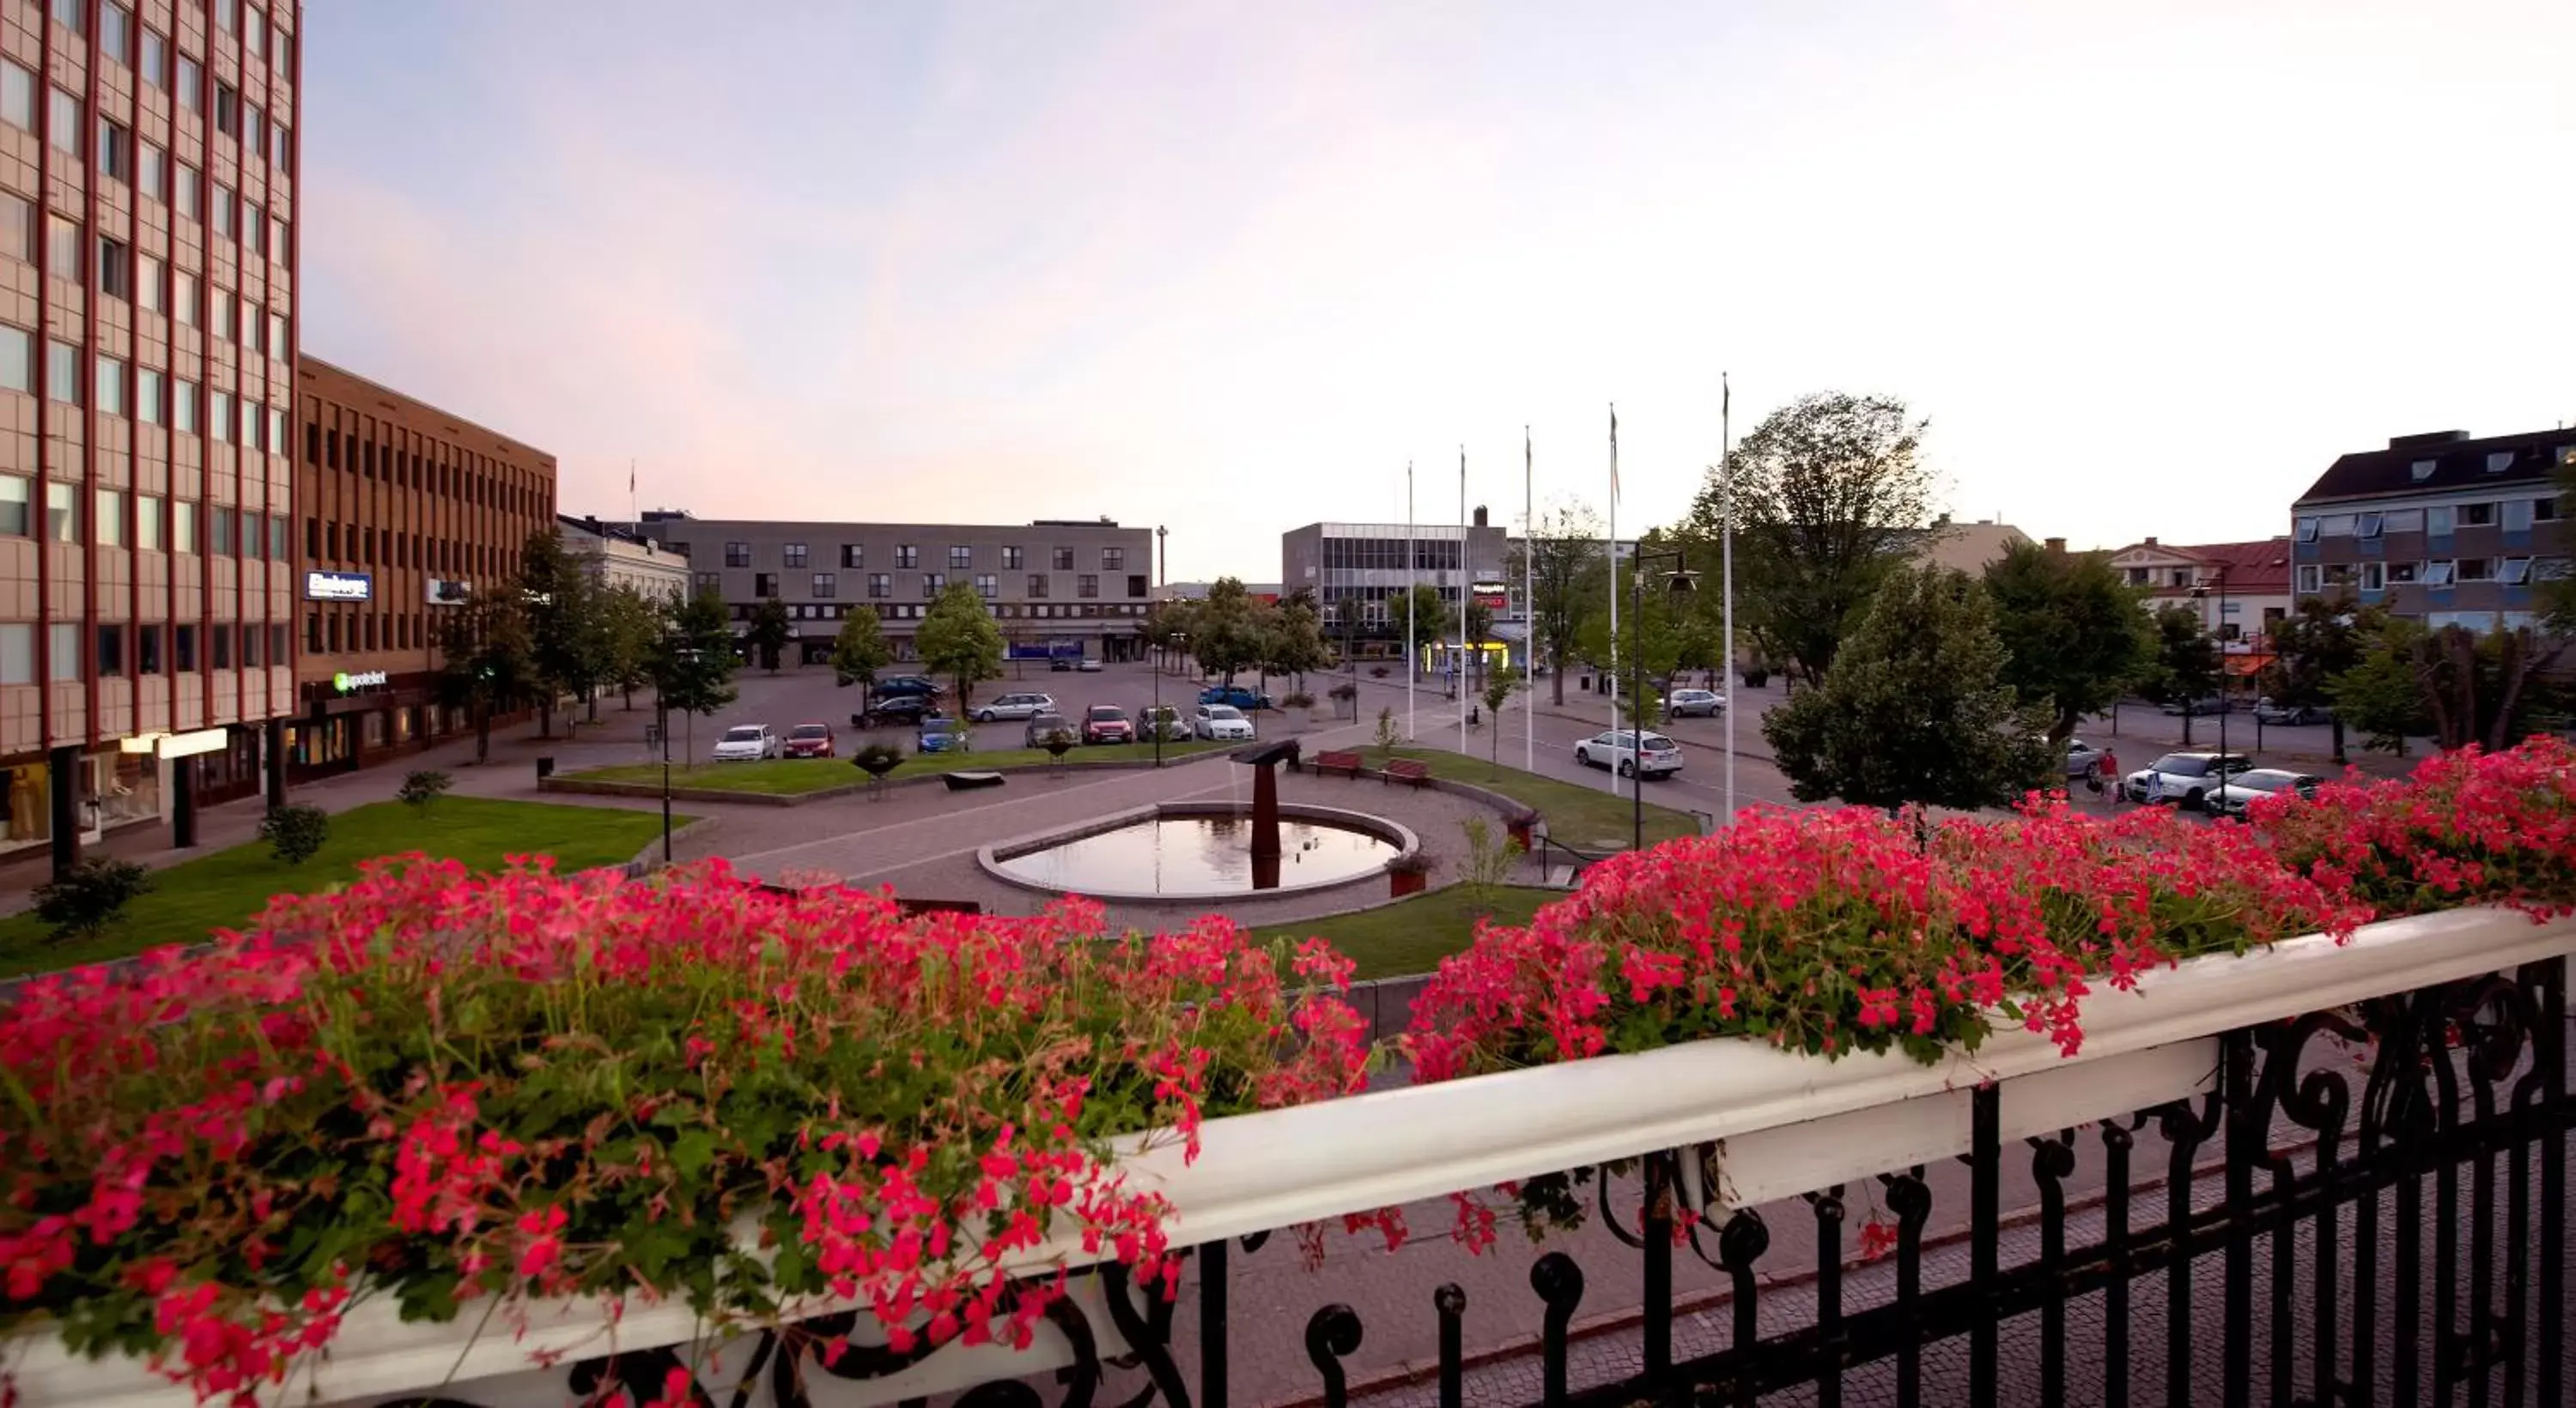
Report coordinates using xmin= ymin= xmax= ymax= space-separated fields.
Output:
xmin=0 ymin=859 xmax=1366 ymax=1404
xmin=2253 ymin=736 xmax=2576 ymax=919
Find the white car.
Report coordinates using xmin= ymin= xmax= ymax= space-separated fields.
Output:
xmin=1140 ymin=704 xmax=1193 ymax=742
xmin=1668 ymin=688 xmax=1726 ymax=718
xmin=711 ymin=724 xmax=778 ymax=762
xmin=971 ymin=692 xmax=1057 ymax=723
xmin=2207 ymin=768 xmax=2321 ymax=819
xmin=1574 ymin=729 xmax=1685 ymax=779
xmin=1194 ymin=704 xmax=1256 ymax=741
xmin=2123 ymin=751 xmax=2253 ymax=809
xmin=1076 ymin=658 xmax=1104 ymax=673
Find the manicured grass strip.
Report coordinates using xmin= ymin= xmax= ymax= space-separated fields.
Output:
xmin=1250 ymin=883 xmax=1557 ymax=980
xmin=567 ymin=740 xmax=1235 ymax=795
xmin=1373 ymin=747 xmax=1698 ymax=850
xmin=0 ymin=798 xmax=676 ymax=977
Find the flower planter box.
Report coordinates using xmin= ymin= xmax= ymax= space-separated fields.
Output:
xmin=17 ymin=905 xmax=2570 ymax=1408
xmin=1389 ymin=868 xmax=1428 ymax=898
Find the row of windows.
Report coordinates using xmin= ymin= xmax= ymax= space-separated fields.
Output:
xmin=1 ymin=68 xmax=293 ymax=260
xmin=52 ymin=0 xmax=295 ymax=167
xmin=304 ymin=608 xmax=436 ymax=657
xmin=713 ymin=541 xmax=1128 ymax=572
xmin=1321 ymin=538 xmax=1464 ymax=572
xmin=0 ymin=329 xmax=286 ymax=445
xmin=723 ymin=600 xmax=1156 ymax=623
xmin=0 ymin=618 xmax=289 ymax=684
xmin=719 ymin=570 xmax=1153 ymax=602
xmin=304 ymin=517 xmax=514 ymax=580
xmin=0 ymin=473 xmax=284 ymax=555
xmin=2297 ymin=557 xmax=2571 ymax=594
xmin=3 ymin=200 xmax=289 ymax=350
xmin=2298 ymin=498 xmax=2561 ymax=541
xmin=306 ymin=425 xmax=545 ymax=518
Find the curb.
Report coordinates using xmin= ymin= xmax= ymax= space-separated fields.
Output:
xmin=542 ymin=747 xmax=1240 ymax=807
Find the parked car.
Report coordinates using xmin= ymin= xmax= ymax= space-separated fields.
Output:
xmin=1023 ymin=713 xmax=1076 ymax=749
xmin=2207 ymin=768 xmax=2323 ymax=819
xmin=1076 ymin=658 xmax=1104 ymax=672
xmin=873 ymin=675 xmax=941 ymax=700
xmin=1194 ymin=704 xmax=1256 ymax=741
xmin=781 ymin=722 xmax=836 ymax=759
xmin=1140 ymin=704 xmax=1192 ymax=742
xmin=2252 ymin=699 xmax=2332 ymax=726
xmin=1049 ymin=657 xmax=1074 ymax=672
xmin=1574 ymin=729 xmax=1686 ymax=780
xmin=857 ymin=695 xmax=937 ymax=728
xmin=916 ymin=716 xmax=966 ymax=754
xmin=2123 ymin=751 xmax=2254 ymax=809
xmin=1667 ymin=688 xmax=1726 ymax=718
xmin=2064 ymin=738 xmax=2106 ymax=781
xmin=2158 ymin=696 xmax=2231 ymax=717
xmin=1081 ymin=705 xmax=1134 ymax=744
xmin=710 ymin=724 xmax=778 ymax=762
xmin=971 ymin=692 xmax=1057 ymax=723
xmin=1200 ymin=684 xmax=1273 ymax=711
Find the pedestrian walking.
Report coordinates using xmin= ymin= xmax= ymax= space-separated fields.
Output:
xmin=2098 ymin=747 xmax=2120 ymax=806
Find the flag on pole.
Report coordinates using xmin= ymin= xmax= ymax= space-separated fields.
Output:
xmin=1608 ymin=405 xmax=1620 ymax=503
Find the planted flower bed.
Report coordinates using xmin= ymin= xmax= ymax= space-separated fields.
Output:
xmin=1 ymin=739 xmax=2570 ymax=1406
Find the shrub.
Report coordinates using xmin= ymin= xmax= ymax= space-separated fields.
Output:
xmin=850 ymin=743 xmax=903 ymax=777
xmin=1386 ymin=849 xmax=1434 ymax=876
xmin=1374 ymin=707 xmax=1401 ymax=755
xmin=258 ymin=804 xmax=330 ymax=866
xmin=1328 ymin=681 xmax=1359 ymax=701
xmin=1460 ymin=816 xmax=1523 ymax=897
xmin=397 ymin=769 xmax=453 ymax=811
xmin=29 ymin=857 xmax=153 ymax=944
xmin=1281 ymin=691 xmax=1315 ymax=711
xmin=1370 ymin=665 xmax=1391 ymax=679
xmin=0 ymin=860 xmax=1369 ymax=1401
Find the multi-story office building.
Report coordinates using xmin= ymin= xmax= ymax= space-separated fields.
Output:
xmin=2291 ymin=428 xmax=2572 ymax=629
xmin=1282 ymin=513 xmax=1512 ymax=662
xmin=291 ymin=356 xmax=556 ymax=778
xmin=622 ymin=513 xmax=1156 ymax=663
xmin=0 ymin=0 xmax=302 ymax=873
xmin=559 ymin=513 xmax=687 ymax=602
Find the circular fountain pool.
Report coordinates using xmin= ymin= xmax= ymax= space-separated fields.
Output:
xmin=981 ymin=803 xmax=1415 ymax=901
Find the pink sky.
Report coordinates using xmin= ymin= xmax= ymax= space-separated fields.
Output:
xmin=298 ymin=1 xmax=2576 ymax=580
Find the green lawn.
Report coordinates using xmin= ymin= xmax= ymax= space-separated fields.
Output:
xmin=0 ymin=798 xmax=676 ymax=977
xmin=1251 ymin=883 xmax=1558 ymax=980
xmin=567 ymin=740 xmax=1232 ymax=795
xmin=1373 ymin=747 xmax=1698 ymax=851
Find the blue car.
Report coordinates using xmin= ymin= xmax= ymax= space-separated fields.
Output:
xmin=1199 ymin=683 xmax=1272 ymax=711
xmin=916 ymin=717 xmax=967 ymax=754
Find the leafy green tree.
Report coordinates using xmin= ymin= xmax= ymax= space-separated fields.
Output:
xmin=746 ymin=596 xmax=794 ymax=673
xmin=2399 ymin=621 xmax=2565 ymax=752
xmin=1573 ymin=568 xmax=1699 ymax=726
xmin=1683 ymin=392 xmax=1939 ymax=685
xmin=1510 ymin=504 xmax=1609 ymax=704
xmin=2328 ymin=618 xmax=2433 ymax=756
xmin=1479 ymin=663 xmax=1522 ymax=762
xmin=917 ymin=581 xmax=1005 ymax=709
xmin=598 ymin=584 xmax=666 ymax=711
xmin=1385 ymin=584 xmax=1452 ymax=668
xmin=1142 ymin=598 xmax=1200 ymax=672
xmin=653 ymin=588 xmax=740 ymax=761
xmin=2263 ymin=597 xmax=2387 ymax=762
xmin=1188 ymin=579 xmax=1266 ymax=681
xmin=433 ymin=583 xmax=535 ymax=765
xmin=2546 ymin=449 xmax=2576 ymax=633
xmin=1764 ymin=564 xmax=2054 ymax=813
xmin=518 ymin=529 xmax=605 ymax=737
xmin=1261 ymin=592 xmax=1333 ymax=691
xmin=2142 ymin=604 xmax=2222 ymax=745
xmin=1983 ymin=541 xmax=2154 ymax=743
xmin=831 ymin=606 xmax=893 ymax=690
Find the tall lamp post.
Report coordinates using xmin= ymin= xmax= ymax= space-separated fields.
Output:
xmin=1156 ymin=631 xmax=1187 ymax=768
xmin=1628 ymin=549 xmax=1699 ymax=852
xmin=2191 ymin=568 xmax=2232 ymax=764
xmin=658 ymin=642 xmax=700 ymax=865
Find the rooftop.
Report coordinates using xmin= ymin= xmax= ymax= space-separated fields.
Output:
xmin=2294 ymin=427 xmax=2575 ymax=505
xmin=2106 ymin=537 xmax=2293 ymax=593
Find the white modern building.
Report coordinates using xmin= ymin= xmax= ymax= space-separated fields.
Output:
xmin=559 ymin=516 xmax=693 ymax=602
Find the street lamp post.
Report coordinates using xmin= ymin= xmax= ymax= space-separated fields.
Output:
xmin=1157 ymin=632 xmax=1187 ymax=768
xmin=2190 ymin=569 xmax=2232 ymax=762
xmin=1628 ymin=549 xmax=1699 ymax=853
xmin=659 ymin=643 xmax=701 ymax=865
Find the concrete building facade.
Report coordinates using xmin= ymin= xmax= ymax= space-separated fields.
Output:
xmin=559 ymin=513 xmax=687 ymax=601
xmin=2291 ymin=428 xmax=2572 ymax=631
xmin=291 ymin=356 xmax=556 ymax=779
xmin=1282 ymin=513 xmax=1511 ymax=653
xmin=0 ymin=0 xmax=303 ymax=872
xmin=623 ymin=513 xmax=1157 ymax=663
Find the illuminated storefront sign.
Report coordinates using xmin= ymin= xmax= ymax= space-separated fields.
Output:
xmin=333 ymin=670 xmax=390 ymax=693
xmin=305 ymin=570 xmax=374 ymax=602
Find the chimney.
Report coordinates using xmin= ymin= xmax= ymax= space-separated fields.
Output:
xmin=2044 ymin=537 xmax=2066 ymax=555
xmin=2143 ymin=536 xmax=2158 ymax=548
xmin=1473 ymin=506 xmax=1489 ymax=528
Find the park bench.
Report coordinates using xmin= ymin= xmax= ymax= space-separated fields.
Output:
xmin=1311 ymin=750 xmax=1364 ymax=779
xmin=1382 ymin=758 xmax=1431 ymax=788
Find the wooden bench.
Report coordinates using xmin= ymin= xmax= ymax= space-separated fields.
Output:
xmin=1382 ymin=759 xmax=1431 ymax=788
xmin=1311 ymin=750 xmax=1364 ymax=779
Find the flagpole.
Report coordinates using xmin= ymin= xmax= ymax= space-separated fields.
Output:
xmin=1524 ymin=425 xmax=1534 ymax=774
xmin=1722 ymin=373 xmax=1736 ymax=829
xmin=1607 ymin=403 xmax=1620 ymax=798
xmin=1406 ymin=461 xmax=1416 ymax=743
xmin=1458 ymin=444 xmax=1469 ymax=756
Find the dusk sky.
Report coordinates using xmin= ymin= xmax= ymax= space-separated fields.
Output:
xmin=301 ymin=1 xmax=2574 ymax=582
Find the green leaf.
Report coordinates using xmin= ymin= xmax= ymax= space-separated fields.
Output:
xmin=671 ymin=1129 xmax=716 ymax=1179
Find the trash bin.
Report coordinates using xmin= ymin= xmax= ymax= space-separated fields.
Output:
xmin=536 ymin=756 xmax=556 ymax=780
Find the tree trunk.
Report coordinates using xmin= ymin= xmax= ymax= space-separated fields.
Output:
xmin=2329 ymin=714 xmax=2347 ymax=765
xmin=474 ymin=701 xmax=492 ymax=764
xmin=2180 ymin=710 xmax=2194 ymax=747
xmin=538 ymin=701 xmax=554 ymax=740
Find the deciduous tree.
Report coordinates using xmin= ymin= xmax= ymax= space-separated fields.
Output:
xmin=746 ymin=596 xmax=794 ymax=674
xmin=597 ymin=584 xmax=665 ymax=712
xmin=1983 ymin=541 xmax=2154 ymax=743
xmin=1510 ymin=504 xmax=1608 ymax=705
xmin=831 ymin=607 xmax=892 ymax=690
xmin=917 ymin=581 xmax=1005 ymax=709
xmin=517 ymin=529 xmax=605 ymax=737
xmin=1764 ymin=565 xmax=2053 ymax=813
xmin=433 ymin=585 xmax=535 ymax=765
xmin=653 ymin=588 xmax=740 ymax=761
xmin=1385 ymin=584 xmax=1452 ymax=668
xmin=2263 ymin=597 xmax=2387 ymax=762
xmin=2142 ymin=604 xmax=2222 ymax=746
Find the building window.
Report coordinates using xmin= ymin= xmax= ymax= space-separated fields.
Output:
xmin=2500 ymin=557 xmax=2533 ymax=586
xmin=174 ymin=162 xmax=199 ymax=219
xmin=1052 ymin=547 xmax=1075 ymax=570
xmin=867 ymin=574 xmax=890 ymax=598
xmin=48 ymin=622 xmax=77 ymax=681
xmin=753 ymin=573 xmax=778 ymax=598
xmin=208 ymin=389 xmax=230 ymax=440
xmin=840 ymin=543 xmax=863 ymax=567
xmin=811 ymin=573 xmax=835 ymax=598
xmin=921 ymin=573 xmax=945 ymax=598
xmin=136 ymin=496 xmax=161 ymax=550
xmin=895 ymin=544 xmax=919 ymax=568
xmin=173 ymin=500 xmax=195 ymax=553
xmin=2421 ymin=561 xmax=2455 ymax=587
xmin=141 ymin=28 xmax=166 ymax=87
xmin=212 ymin=184 xmax=235 ymax=238
xmin=2487 ymin=452 xmax=2515 ymax=474
xmin=2409 ymin=459 xmax=2436 ymax=482
xmin=137 ymin=623 xmax=161 ymax=675
xmin=2458 ymin=502 xmax=2495 ymax=528
xmin=1002 ymin=545 xmax=1024 ymax=569
xmin=94 ymin=489 xmax=121 ymax=546
xmin=44 ymin=482 xmax=76 ymax=542
xmin=96 ymin=118 xmax=131 ymax=182
xmin=0 ymin=476 xmax=26 ymax=535
xmin=137 ymin=254 xmax=166 ymax=313
xmin=216 ymin=622 xmax=235 ymax=666
xmin=242 ymin=622 xmax=261 ymax=666
xmin=176 ymin=56 xmax=200 ymax=112
xmin=2358 ymin=561 xmax=2384 ymax=592
xmin=1078 ymin=574 xmax=1100 ymax=598
xmin=2456 ymin=558 xmax=2494 ymax=583
xmin=724 ymin=541 xmax=750 ymax=567
xmin=1127 ymin=574 xmax=1149 ymax=598
xmin=94 ymin=624 xmax=124 ymax=677
xmin=2293 ymin=518 xmax=2318 ymax=543
xmin=214 ymin=82 xmax=239 ymax=139
xmin=94 ymin=356 xmax=125 ymax=416
xmin=47 ymin=88 xmax=77 ymax=155
xmin=46 ymin=215 xmax=81 ymax=282
xmin=0 ymin=193 xmax=25 ymax=262
xmin=1027 ymin=574 xmax=1049 ymax=598
xmin=1103 ymin=547 xmax=1125 ymax=570
xmin=949 ymin=544 xmax=973 ymax=569
xmin=210 ymin=507 xmax=234 ymax=557
xmin=975 ymin=574 xmax=997 ymax=599
xmin=270 ymin=515 xmax=287 ymax=560
xmin=0 ymin=63 xmax=29 ymax=133
xmin=783 ymin=543 xmax=808 ymax=568
xmin=2427 ymin=506 xmax=2455 ymax=535
xmin=693 ymin=571 xmax=720 ymax=594
xmin=0 ymin=327 xmax=28 ymax=395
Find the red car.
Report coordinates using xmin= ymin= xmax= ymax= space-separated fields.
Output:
xmin=782 ymin=722 xmax=837 ymax=758
xmin=1080 ymin=705 xmax=1134 ymax=745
